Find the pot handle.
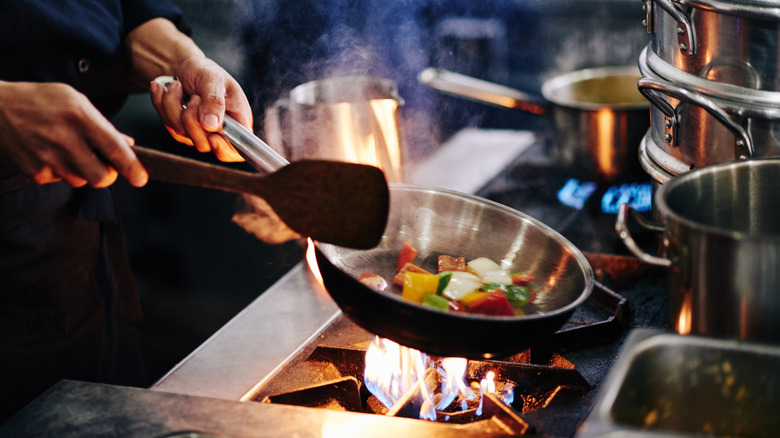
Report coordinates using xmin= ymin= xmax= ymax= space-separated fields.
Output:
xmin=418 ymin=68 xmax=548 ymax=116
xmin=643 ymin=0 xmax=696 ymax=56
xmin=615 ymin=203 xmax=671 ymax=267
xmin=637 ymin=77 xmax=754 ymax=160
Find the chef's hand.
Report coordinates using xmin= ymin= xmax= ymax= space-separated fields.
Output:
xmin=149 ymin=56 xmax=252 ymax=163
xmin=0 ymin=80 xmax=148 ymax=188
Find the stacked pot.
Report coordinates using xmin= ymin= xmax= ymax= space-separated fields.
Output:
xmin=620 ymin=0 xmax=780 ymax=344
xmin=637 ymin=0 xmax=780 ymax=185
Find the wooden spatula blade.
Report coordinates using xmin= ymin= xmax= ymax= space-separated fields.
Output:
xmin=262 ymin=161 xmax=389 ymax=249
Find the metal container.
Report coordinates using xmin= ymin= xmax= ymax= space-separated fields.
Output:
xmin=616 ymin=158 xmax=780 ymax=343
xmin=643 ymin=0 xmax=780 ymax=92
xmin=638 ymin=47 xmax=780 ymax=177
xmin=264 ymin=76 xmax=407 ymax=183
xmin=419 ymin=66 xmax=650 ymax=183
xmin=579 ymin=330 xmax=780 ymax=437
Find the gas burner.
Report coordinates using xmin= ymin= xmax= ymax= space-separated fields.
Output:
xmin=250 ymin=345 xmax=590 ymax=436
xmin=477 ymin=143 xmax=656 ymax=255
xmin=245 ymin=273 xmax=627 ymax=437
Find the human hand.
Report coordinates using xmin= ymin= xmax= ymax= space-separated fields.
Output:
xmin=0 ymin=81 xmax=148 ymax=187
xmin=149 ymin=56 xmax=252 ymax=163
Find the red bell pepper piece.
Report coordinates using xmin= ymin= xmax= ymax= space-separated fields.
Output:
xmin=466 ymin=289 xmax=515 ymax=316
xmin=396 ymin=240 xmax=418 ymax=272
xmin=511 ymin=272 xmax=535 ymax=285
xmin=448 ymin=300 xmax=466 ymax=313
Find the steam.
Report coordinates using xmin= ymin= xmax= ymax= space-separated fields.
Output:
xmin=237 ymin=0 xmax=647 ymax=158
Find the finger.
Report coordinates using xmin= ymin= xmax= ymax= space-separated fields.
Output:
xmin=149 ymin=80 xmax=172 ymax=128
xmin=208 ymin=133 xmax=243 ymax=162
xmin=196 ymin=79 xmax=227 ymax=133
xmin=98 ymin=142 xmax=147 ymax=188
xmin=181 ymin=95 xmax=212 ymax=153
xmin=62 ymin=173 xmax=90 ymax=188
xmin=161 ymin=80 xmax=187 ymax=137
xmin=83 ymin=120 xmax=148 ymax=187
xmin=31 ymin=165 xmax=62 ymax=185
xmin=225 ymin=82 xmax=254 ymax=131
xmin=164 ymin=126 xmax=194 ymax=147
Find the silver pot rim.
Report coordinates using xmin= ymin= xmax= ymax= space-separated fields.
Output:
xmin=541 ymin=65 xmax=649 ymax=111
xmin=680 ymin=0 xmax=780 ymax=20
xmin=654 ymin=158 xmax=780 ymax=241
xmin=639 ymin=133 xmax=676 ymax=184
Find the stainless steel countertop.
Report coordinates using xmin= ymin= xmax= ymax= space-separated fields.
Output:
xmin=151 ymin=129 xmax=537 ymax=400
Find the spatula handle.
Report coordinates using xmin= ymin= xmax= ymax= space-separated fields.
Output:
xmin=133 ymin=146 xmax=261 ymax=196
xmin=222 ymin=116 xmax=289 ymax=173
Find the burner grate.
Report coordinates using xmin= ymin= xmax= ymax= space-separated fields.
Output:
xmin=250 ymin=345 xmax=591 ymax=435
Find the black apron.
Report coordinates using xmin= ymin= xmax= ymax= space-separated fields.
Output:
xmin=0 ymin=178 xmax=146 ymax=420
xmin=0 ymin=0 xmax=187 ymax=421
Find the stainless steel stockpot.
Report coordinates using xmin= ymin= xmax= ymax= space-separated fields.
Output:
xmin=643 ymin=0 xmax=780 ymax=92
xmin=617 ymin=158 xmax=780 ymax=343
xmin=638 ymin=47 xmax=780 ymax=177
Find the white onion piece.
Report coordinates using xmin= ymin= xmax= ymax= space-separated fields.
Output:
xmin=466 ymin=257 xmax=502 ymax=278
xmin=442 ymin=271 xmax=484 ymax=300
xmin=481 ymin=269 xmax=513 ymax=285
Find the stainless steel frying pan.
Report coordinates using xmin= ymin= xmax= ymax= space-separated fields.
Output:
xmin=315 ymin=184 xmax=594 ymax=359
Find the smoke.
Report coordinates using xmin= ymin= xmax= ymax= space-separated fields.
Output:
xmin=238 ymin=0 xmax=443 ymax=158
xmin=237 ymin=0 xmax=647 ymax=157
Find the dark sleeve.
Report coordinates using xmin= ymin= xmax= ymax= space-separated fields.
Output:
xmin=122 ymin=0 xmax=191 ymax=35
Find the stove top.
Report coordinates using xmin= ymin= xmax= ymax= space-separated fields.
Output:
xmin=476 ymin=142 xmax=655 ymax=256
xmin=0 ymin=130 xmax=685 ymax=438
xmin=237 ymin=140 xmax=670 ymax=437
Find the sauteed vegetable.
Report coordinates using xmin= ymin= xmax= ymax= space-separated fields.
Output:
xmin=359 ymin=241 xmax=535 ymax=316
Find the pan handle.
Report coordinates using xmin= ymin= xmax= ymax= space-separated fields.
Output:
xmin=615 ymin=203 xmax=671 ymax=267
xmin=418 ymin=68 xmax=547 ymax=116
xmin=637 ymin=77 xmax=754 ymax=160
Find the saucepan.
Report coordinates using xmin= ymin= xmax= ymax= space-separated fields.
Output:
xmin=616 ymin=158 xmax=780 ymax=343
xmin=419 ymin=67 xmax=650 ymax=183
xmin=314 ymin=184 xmax=594 ymax=359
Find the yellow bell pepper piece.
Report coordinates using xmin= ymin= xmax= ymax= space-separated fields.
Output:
xmin=459 ymin=291 xmax=488 ymax=305
xmin=402 ymin=272 xmax=441 ymax=303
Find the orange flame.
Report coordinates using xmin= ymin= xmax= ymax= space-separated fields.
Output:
xmin=364 ymin=337 xmax=478 ymax=420
xmin=676 ymin=292 xmax=693 ymax=335
xmin=335 ymin=99 xmax=404 ymax=182
xmin=305 ymin=238 xmax=324 ymax=286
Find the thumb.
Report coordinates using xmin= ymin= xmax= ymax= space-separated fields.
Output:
xmin=197 ymin=85 xmax=226 ymax=132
